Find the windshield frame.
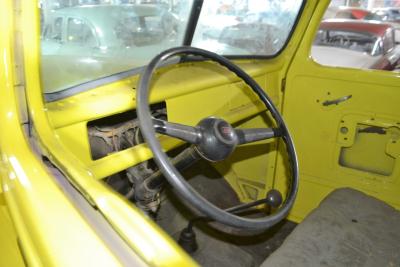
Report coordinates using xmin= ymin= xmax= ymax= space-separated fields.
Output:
xmin=43 ymin=0 xmax=307 ymax=102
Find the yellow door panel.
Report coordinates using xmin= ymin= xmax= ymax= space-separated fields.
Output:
xmin=278 ymin=1 xmax=400 ymax=222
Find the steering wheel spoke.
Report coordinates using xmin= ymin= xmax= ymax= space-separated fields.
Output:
xmin=152 ymin=118 xmax=201 ymax=144
xmin=235 ymin=127 xmax=282 ymax=145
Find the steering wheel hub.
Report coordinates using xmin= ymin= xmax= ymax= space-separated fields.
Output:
xmin=195 ymin=118 xmax=237 ymax=162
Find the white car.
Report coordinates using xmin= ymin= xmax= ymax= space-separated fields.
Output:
xmin=367 ymin=8 xmax=400 ymax=43
xmin=312 ymin=19 xmax=400 ymax=70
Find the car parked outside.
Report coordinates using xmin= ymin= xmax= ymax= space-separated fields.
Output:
xmin=203 ymin=10 xmax=296 ymax=55
xmin=327 ymin=6 xmax=400 ymax=43
xmin=333 ymin=6 xmax=377 ymax=20
xmin=366 ymin=8 xmax=400 ymax=43
xmin=312 ymin=19 xmax=400 ymax=70
xmin=41 ymin=4 xmax=180 ymax=93
xmin=217 ymin=22 xmax=283 ymax=55
xmin=370 ymin=7 xmax=400 ymax=23
xmin=200 ymin=14 xmax=240 ymax=40
xmin=198 ymin=7 xmax=297 ymax=55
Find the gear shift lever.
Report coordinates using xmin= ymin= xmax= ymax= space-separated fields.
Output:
xmin=177 ymin=189 xmax=283 ymax=253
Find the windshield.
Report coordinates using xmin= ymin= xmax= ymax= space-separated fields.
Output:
xmin=364 ymin=12 xmax=384 ymax=21
xmin=40 ymin=0 xmax=304 ymax=95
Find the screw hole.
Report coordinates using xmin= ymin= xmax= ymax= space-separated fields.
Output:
xmin=340 ymin=127 xmax=349 ymax=134
xmin=344 ymin=137 xmax=348 ymax=140
xmin=351 ymin=219 xmax=358 ymax=223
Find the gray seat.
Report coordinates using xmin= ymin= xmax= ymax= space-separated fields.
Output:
xmin=262 ymin=188 xmax=400 ymax=267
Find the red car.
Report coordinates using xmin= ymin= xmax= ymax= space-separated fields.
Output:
xmin=313 ymin=19 xmax=400 ymax=70
xmin=332 ymin=6 xmax=400 ymax=43
xmin=334 ymin=7 xmax=375 ymax=19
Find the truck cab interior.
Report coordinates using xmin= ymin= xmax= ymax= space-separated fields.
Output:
xmin=0 ymin=0 xmax=399 ymax=266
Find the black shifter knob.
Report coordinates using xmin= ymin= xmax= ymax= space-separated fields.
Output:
xmin=178 ymin=226 xmax=198 ymax=253
xmin=265 ymin=189 xmax=283 ymax=208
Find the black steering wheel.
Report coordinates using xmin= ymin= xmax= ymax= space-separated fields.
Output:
xmin=137 ymin=46 xmax=298 ymax=230
xmin=329 ymin=34 xmax=351 ymax=47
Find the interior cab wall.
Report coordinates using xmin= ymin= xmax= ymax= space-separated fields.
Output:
xmin=277 ymin=1 xmax=400 ymax=222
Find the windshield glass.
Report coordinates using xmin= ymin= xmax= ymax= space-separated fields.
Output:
xmin=192 ymin=1 xmax=303 ymax=55
xmin=364 ymin=12 xmax=384 ymax=21
xmin=40 ymin=0 xmax=304 ymax=95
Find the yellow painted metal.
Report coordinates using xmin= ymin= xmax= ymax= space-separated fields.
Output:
xmin=275 ymin=0 xmax=400 ymax=223
xmin=165 ymin=78 xmax=276 ymax=202
xmin=45 ymin=62 xmax=280 ymax=180
xmin=2 ymin=1 xmax=197 ymax=266
xmin=89 ymin=137 xmax=181 ymax=179
xmin=6 ymin=0 xmax=390 ymax=265
xmin=0 ymin=200 xmax=25 ymax=267
xmin=45 ymin=61 xmax=270 ymax=128
xmin=0 ymin=1 xmax=123 ymax=266
xmin=338 ymin=115 xmax=400 ymax=177
xmin=214 ymin=114 xmax=278 ymax=203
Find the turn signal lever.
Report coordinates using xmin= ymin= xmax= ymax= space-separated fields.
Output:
xmin=178 ymin=189 xmax=283 ymax=253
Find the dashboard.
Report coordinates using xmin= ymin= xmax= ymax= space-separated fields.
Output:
xmin=45 ymin=60 xmax=280 ymax=180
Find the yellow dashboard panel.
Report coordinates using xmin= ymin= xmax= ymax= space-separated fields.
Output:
xmin=46 ymin=61 xmax=281 ymax=180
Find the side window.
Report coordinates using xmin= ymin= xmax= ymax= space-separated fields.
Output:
xmin=67 ymin=18 xmax=97 ymax=46
xmin=43 ymin=17 xmax=63 ymax=41
xmin=311 ymin=1 xmax=400 ymax=72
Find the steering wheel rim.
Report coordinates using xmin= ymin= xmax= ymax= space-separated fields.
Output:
xmin=330 ymin=34 xmax=351 ymax=47
xmin=137 ymin=46 xmax=298 ymax=230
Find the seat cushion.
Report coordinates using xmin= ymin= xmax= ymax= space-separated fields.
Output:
xmin=262 ymin=188 xmax=400 ymax=267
